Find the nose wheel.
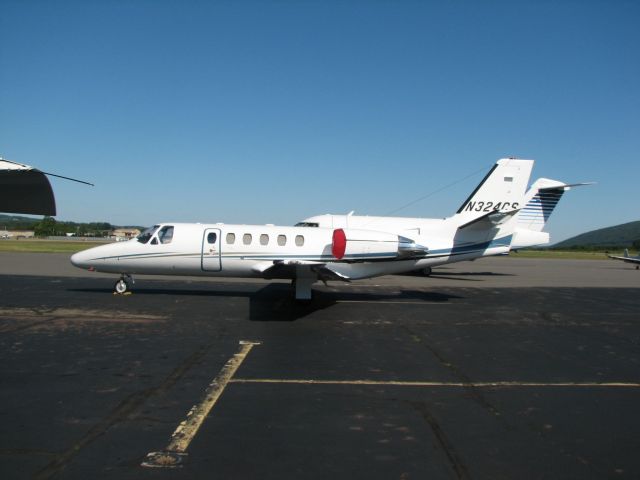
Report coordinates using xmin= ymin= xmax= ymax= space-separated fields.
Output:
xmin=114 ymin=275 xmax=134 ymax=294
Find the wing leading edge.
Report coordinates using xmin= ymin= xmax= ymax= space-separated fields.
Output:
xmin=255 ymin=260 xmax=350 ymax=282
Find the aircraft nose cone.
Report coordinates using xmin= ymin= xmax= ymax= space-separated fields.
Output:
xmin=70 ymin=251 xmax=83 ymax=268
xmin=70 ymin=250 xmax=91 ymax=269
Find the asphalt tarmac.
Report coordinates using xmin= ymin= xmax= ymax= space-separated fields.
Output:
xmin=1 ymin=253 xmax=639 ymax=479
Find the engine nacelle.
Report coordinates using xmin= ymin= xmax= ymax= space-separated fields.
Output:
xmin=332 ymin=228 xmax=428 ymax=261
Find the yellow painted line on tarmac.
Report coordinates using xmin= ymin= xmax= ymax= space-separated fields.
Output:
xmin=230 ymin=378 xmax=640 ymax=388
xmin=142 ymin=340 xmax=260 ymax=468
xmin=336 ymin=300 xmax=453 ymax=305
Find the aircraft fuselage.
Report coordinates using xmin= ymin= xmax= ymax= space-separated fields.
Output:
xmin=71 ymin=222 xmax=511 ymax=281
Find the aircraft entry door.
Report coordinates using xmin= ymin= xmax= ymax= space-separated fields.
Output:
xmin=201 ymin=228 xmax=222 ymax=271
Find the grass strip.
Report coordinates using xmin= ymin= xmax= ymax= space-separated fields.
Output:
xmin=0 ymin=240 xmax=110 ymax=254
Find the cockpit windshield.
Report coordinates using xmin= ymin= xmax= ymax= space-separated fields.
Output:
xmin=294 ymin=222 xmax=319 ymax=227
xmin=137 ymin=225 xmax=160 ymax=244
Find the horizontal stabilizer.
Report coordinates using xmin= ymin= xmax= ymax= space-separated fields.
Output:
xmin=539 ymin=182 xmax=596 ymax=191
xmin=458 ymin=208 xmax=520 ymax=230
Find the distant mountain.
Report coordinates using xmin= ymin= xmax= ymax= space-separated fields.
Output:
xmin=0 ymin=214 xmax=41 ymax=228
xmin=0 ymin=214 xmax=40 ymax=222
xmin=553 ymin=220 xmax=640 ymax=248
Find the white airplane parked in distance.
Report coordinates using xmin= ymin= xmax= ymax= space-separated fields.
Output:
xmin=607 ymin=249 xmax=640 ymax=269
xmin=70 ymin=158 xmax=585 ymax=300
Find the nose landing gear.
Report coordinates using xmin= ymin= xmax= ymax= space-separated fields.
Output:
xmin=114 ymin=274 xmax=134 ymax=295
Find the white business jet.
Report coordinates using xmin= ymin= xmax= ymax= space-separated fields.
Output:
xmin=71 ymin=158 xmax=552 ymax=299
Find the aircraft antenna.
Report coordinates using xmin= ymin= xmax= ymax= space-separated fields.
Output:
xmin=39 ymin=171 xmax=95 ymax=186
xmin=1 ymin=157 xmax=94 ymax=186
xmin=381 ymin=164 xmax=489 ymax=216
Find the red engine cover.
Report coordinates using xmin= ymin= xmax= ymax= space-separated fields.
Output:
xmin=332 ymin=228 xmax=347 ymax=260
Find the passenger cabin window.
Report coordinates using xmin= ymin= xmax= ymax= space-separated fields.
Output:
xmin=260 ymin=234 xmax=269 ymax=246
xmin=295 ymin=235 xmax=304 ymax=247
xmin=277 ymin=234 xmax=286 ymax=246
xmin=243 ymin=233 xmax=252 ymax=245
xmin=158 ymin=226 xmax=174 ymax=244
xmin=226 ymin=233 xmax=235 ymax=244
xmin=207 ymin=232 xmax=217 ymax=244
xmin=137 ymin=225 xmax=159 ymax=244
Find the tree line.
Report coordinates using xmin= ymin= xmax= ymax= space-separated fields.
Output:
xmin=1 ymin=215 xmax=145 ymax=238
xmin=32 ymin=216 xmax=115 ymax=237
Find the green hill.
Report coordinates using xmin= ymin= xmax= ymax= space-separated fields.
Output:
xmin=553 ymin=220 xmax=640 ymax=248
xmin=0 ymin=214 xmax=41 ymax=229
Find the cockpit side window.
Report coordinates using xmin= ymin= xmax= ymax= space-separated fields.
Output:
xmin=158 ymin=226 xmax=174 ymax=244
xmin=137 ymin=225 xmax=160 ymax=244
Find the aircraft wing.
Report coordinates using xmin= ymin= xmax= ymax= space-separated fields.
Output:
xmin=253 ymin=260 xmax=350 ymax=282
xmin=607 ymin=254 xmax=640 ymax=264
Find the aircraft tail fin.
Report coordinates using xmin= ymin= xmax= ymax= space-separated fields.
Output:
xmin=625 ymin=248 xmax=630 ymax=258
xmin=454 ymin=158 xmax=534 ymax=225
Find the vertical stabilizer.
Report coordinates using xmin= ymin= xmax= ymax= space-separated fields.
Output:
xmin=454 ymin=158 xmax=533 ymax=225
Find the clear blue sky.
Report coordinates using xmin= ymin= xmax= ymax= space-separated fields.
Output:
xmin=1 ymin=0 xmax=638 ymax=242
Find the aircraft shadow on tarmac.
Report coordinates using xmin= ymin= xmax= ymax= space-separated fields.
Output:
xmin=67 ymin=281 xmax=462 ymax=322
xmin=405 ymin=270 xmax=515 ymax=282
xmin=248 ymin=284 xmax=462 ymax=321
xmin=430 ymin=272 xmax=514 ymax=281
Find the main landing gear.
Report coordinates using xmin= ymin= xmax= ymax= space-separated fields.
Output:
xmin=114 ymin=274 xmax=134 ymax=294
xmin=292 ymin=277 xmax=315 ymax=301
